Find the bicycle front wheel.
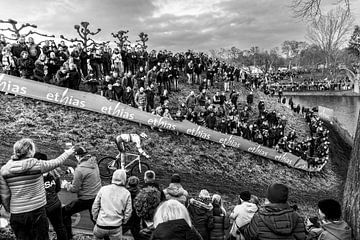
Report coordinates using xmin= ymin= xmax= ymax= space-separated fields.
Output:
xmin=130 ymin=162 xmax=150 ymax=180
xmin=98 ymin=156 xmax=118 ymax=179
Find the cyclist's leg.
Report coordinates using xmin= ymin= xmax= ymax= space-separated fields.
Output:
xmin=115 ymin=137 xmax=126 ymax=169
xmin=120 ymin=152 xmax=126 ymax=170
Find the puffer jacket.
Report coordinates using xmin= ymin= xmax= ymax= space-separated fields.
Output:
xmin=187 ymin=198 xmax=214 ymax=240
xmin=163 ymin=183 xmax=188 ymax=205
xmin=210 ymin=207 xmax=230 ymax=240
xmin=66 ymin=156 xmax=101 ymax=200
xmin=242 ymin=203 xmax=306 ymax=240
xmin=318 ymin=220 xmax=352 ymax=240
xmin=151 ymin=219 xmax=203 ymax=240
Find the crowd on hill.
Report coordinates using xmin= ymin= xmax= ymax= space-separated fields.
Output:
xmin=0 ymin=36 xmax=329 ymax=169
xmin=267 ymin=79 xmax=353 ymax=92
xmin=0 ymin=138 xmax=354 ymax=240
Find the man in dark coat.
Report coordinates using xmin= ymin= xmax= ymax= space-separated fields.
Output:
xmin=241 ymin=183 xmax=306 ymax=240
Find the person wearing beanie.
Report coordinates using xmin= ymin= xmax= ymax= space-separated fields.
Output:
xmin=62 ymin=146 xmax=102 ymax=239
xmin=241 ymin=183 xmax=306 ymax=240
xmin=123 ymin=176 xmax=141 ymax=239
xmin=187 ymin=189 xmax=215 ymax=240
xmin=317 ymin=199 xmax=352 ymax=240
xmin=230 ymin=191 xmax=258 ymax=240
xmin=92 ymin=169 xmax=132 ymax=240
xmin=163 ymin=173 xmax=189 ymax=205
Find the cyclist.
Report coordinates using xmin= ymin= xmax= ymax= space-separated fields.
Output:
xmin=114 ymin=132 xmax=150 ymax=170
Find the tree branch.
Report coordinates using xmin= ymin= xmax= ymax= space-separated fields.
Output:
xmin=24 ymin=30 xmax=55 ymax=38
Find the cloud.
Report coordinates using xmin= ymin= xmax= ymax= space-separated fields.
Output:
xmin=0 ymin=0 xmax=356 ymax=52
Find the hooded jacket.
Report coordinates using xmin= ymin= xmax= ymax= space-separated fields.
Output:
xmin=92 ymin=170 xmax=132 ymax=228
xmin=0 ymin=151 xmax=71 ymax=214
xmin=66 ymin=156 xmax=101 ymax=200
xmin=188 ymin=198 xmax=214 ymax=240
xmin=163 ymin=183 xmax=189 ymax=205
xmin=151 ymin=219 xmax=203 ymax=240
xmin=242 ymin=203 xmax=306 ymax=240
xmin=318 ymin=220 xmax=352 ymax=240
xmin=230 ymin=201 xmax=258 ymax=236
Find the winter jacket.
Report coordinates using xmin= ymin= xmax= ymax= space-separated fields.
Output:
xmin=0 ymin=151 xmax=72 ymax=213
xmin=92 ymin=184 xmax=132 ymax=228
xmin=210 ymin=208 xmax=230 ymax=240
xmin=43 ymin=172 xmax=61 ymax=212
xmin=18 ymin=57 xmax=35 ymax=78
xmin=142 ymin=182 xmax=166 ymax=201
xmin=242 ymin=203 xmax=306 ymax=240
xmin=151 ymin=219 xmax=203 ymax=240
xmin=163 ymin=183 xmax=189 ymax=205
xmin=66 ymin=156 xmax=101 ymax=200
xmin=188 ymin=198 xmax=215 ymax=240
xmin=318 ymin=220 xmax=352 ymax=240
xmin=230 ymin=201 xmax=258 ymax=236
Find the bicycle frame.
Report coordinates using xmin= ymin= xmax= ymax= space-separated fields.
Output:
xmin=124 ymin=153 xmax=141 ymax=170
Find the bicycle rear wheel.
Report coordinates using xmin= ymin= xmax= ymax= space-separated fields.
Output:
xmin=98 ymin=156 xmax=118 ymax=179
xmin=130 ymin=161 xmax=150 ymax=180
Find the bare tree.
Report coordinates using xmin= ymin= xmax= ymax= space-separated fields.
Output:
xmin=290 ymin=0 xmax=350 ymax=20
xmin=60 ymin=21 xmax=102 ymax=49
xmin=306 ymin=7 xmax=354 ymax=68
xmin=0 ymin=18 xmax=54 ymax=41
xmin=112 ymin=30 xmax=130 ymax=51
xmin=136 ymin=32 xmax=149 ymax=52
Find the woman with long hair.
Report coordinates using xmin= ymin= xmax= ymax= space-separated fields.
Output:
xmin=152 ymin=199 xmax=202 ymax=240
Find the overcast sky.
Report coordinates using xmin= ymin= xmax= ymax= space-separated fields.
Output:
xmin=1 ymin=0 xmax=360 ymax=52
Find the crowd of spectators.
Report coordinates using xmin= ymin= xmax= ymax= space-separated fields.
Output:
xmin=0 ymin=139 xmax=353 ymax=240
xmin=0 ymin=35 xmax=330 ymax=169
xmin=268 ymin=80 xmax=353 ymax=92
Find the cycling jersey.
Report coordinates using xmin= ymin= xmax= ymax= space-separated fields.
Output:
xmin=115 ymin=134 xmax=148 ymax=157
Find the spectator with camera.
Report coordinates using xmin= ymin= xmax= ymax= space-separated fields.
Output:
xmin=0 ymin=138 xmax=75 ymax=240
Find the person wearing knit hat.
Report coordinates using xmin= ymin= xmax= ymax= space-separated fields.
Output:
xmin=230 ymin=191 xmax=258 ymax=239
xmin=241 ymin=183 xmax=306 ymax=240
xmin=92 ymin=169 xmax=132 ymax=240
xmin=187 ymin=189 xmax=214 ymax=240
xmin=163 ymin=173 xmax=189 ymax=205
xmin=317 ymin=199 xmax=352 ymax=240
xmin=123 ymin=176 xmax=141 ymax=239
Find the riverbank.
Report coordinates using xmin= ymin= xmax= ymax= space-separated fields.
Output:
xmin=283 ymin=90 xmax=360 ymax=97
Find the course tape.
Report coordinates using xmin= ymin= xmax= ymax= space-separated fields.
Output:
xmin=0 ymin=74 xmax=325 ymax=172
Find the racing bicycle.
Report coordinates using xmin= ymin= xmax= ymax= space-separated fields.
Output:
xmin=98 ymin=153 xmax=150 ymax=180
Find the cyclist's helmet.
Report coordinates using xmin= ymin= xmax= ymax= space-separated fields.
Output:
xmin=140 ymin=132 xmax=148 ymax=139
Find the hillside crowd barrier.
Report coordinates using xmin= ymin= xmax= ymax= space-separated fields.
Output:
xmin=0 ymin=73 xmax=325 ymax=172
